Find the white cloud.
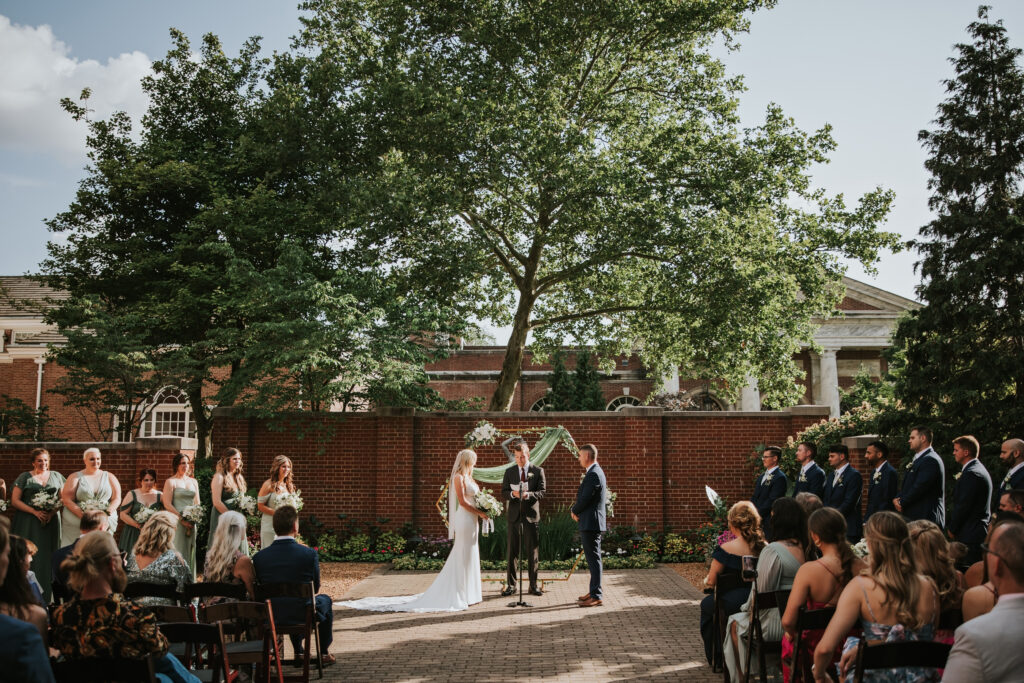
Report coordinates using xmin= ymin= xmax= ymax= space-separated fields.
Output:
xmin=0 ymin=15 xmax=151 ymax=166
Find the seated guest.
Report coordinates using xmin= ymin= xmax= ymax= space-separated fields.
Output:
xmin=253 ymin=506 xmax=336 ymax=667
xmin=908 ymin=520 xmax=964 ymax=645
xmin=724 ymin=497 xmax=807 ymax=682
xmin=816 ymin=512 xmax=940 ymax=682
xmin=0 ymin=536 xmax=48 ymax=642
xmin=22 ymin=539 xmax=44 ymax=605
xmin=125 ymin=511 xmax=192 ymax=607
xmin=795 ymin=493 xmax=824 ymax=559
xmin=50 ymin=531 xmax=198 ymax=683
xmin=203 ymin=511 xmax=256 ymax=600
xmin=942 ymin=521 xmax=1024 ymax=681
xmin=964 ymin=511 xmax=1023 ymax=588
xmin=51 ymin=509 xmax=107 ymax=602
xmin=781 ymin=508 xmax=867 ymax=682
xmin=699 ymin=501 xmax=764 ymax=664
xmin=960 ymin=516 xmax=1022 ymax=620
xmin=0 ymin=519 xmax=53 ymax=683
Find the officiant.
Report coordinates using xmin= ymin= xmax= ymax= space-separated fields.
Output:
xmin=501 ymin=437 xmax=546 ymax=597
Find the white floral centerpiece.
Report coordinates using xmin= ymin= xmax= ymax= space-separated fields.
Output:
xmin=181 ymin=503 xmax=205 ymax=536
xmin=473 ymin=488 xmax=503 ymax=535
xmin=277 ymin=491 xmax=304 ymax=512
xmin=464 ymin=420 xmax=499 ymax=448
xmin=80 ymin=498 xmax=110 ymax=513
xmin=30 ymin=490 xmax=61 ymax=511
xmin=133 ymin=506 xmax=157 ymax=527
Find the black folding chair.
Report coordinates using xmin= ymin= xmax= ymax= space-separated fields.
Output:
xmin=51 ymin=653 xmax=158 ymax=682
xmin=742 ymin=588 xmax=790 ymax=683
xmin=938 ymin=607 xmax=963 ymax=631
xmin=159 ymin=621 xmax=231 ymax=683
xmin=186 ymin=581 xmax=248 ymax=606
xmin=710 ymin=573 xmax=747 ymax=674
xmin=124 ymin=581 xmax=183 ymax=604
xmin=202 ymin=599 xmax=285 ymax=683
xmin=788 ymin=605 xmax=837 ymax=683
xmin=254 ymin=582 xmax=322 ymax=682
xmin=150 ymin=604 xmax=196 ymax=623
xmin=853 ymin=640 xmax=951 ymax=683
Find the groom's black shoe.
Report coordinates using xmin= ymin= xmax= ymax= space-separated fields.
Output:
xmin=501 ymin=586 xmax=516 ymax=596
xmin=529 ymin=587 xmax=543 ymax=596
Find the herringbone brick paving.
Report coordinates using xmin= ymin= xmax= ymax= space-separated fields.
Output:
xmin=314 ymin=566 xmax=722 ymax=682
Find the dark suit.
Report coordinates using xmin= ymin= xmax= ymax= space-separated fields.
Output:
xmin=949 ymin=459 xmax=992 ymax=567
xmin=751 ymin=468 xmax=788 ymax=538
xmin=793 ymin=462 xmax=826 ymax=500
xmin=823 ymin=465 xmax=863 ymax=541
xmin=501 ymin=462 xmax=546 ymax=590
xmin=0 ymin=614 xmax=54 ymax=683
xmin=899 ymin=447 xmax=946 ymax=527
xmin=253 ymin=537 xmax=332 ymax=656
xmin=51 ymin=538 xmax=80 ymax=603
xmin=572 ymin=462 xmax=607 ymax=600
xmin=995 ymin=464 xmax=1024 ymax=510
xmin=865 ymin=461 xmax=898 ymax=522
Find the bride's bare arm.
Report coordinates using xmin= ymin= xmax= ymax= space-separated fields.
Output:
xmin=454 ymin=474 xmax=487 ymax=519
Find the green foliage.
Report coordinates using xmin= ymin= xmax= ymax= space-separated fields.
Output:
xmin=840 ymin=367 xmax=897 ymax=415
xmin=573 ymin=349 xmax=606 ymax=411
xmin=537 ymin=507 xmax=579 ymax=561
xmin=892 ymin=6 xmax=1024 ymax=447
xmin=392 ymin=554 xmax=657 ymax=571
xmin=0 ymin=395 xmax=56 ymax=441
xmin=478 ymin=514 xmax=507 ymax=562
xmin=547 ymin=350 xmax=575 ymax=411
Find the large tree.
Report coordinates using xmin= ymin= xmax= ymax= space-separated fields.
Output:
xmin=893 ymin=6 xmax=1024 ymax=442
xmin=298 ymin=0 xmax=898 ymax=410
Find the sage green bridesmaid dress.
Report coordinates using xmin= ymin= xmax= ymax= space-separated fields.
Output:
xmin=12 ymin=470 xmax=65 ymax=602
xmin=170 ymin=486 xmax=198 ymax=580
xmin=117 ymin=490 xmax=163 ymax=556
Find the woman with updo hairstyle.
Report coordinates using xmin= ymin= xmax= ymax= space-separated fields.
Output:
xmin=781 ymin=508 xmax=867 ymax=682
xmin=126 ymin=511 xmax=192 ymax=607
xmin=257 ymin=455 xmax=295 ymax=550
xmin=699 ymin=501 xmax=764 ymax=664
xmin=162 ymin=452 xmax=200 ymax=580
xmin=10 ymin=447 xmax=66 ymax=601
xmin=204 ymin=511 xmax=255 ymax=600
xmin=117 ymin=468 xmax=162 ymax=558
xmin=814 ymin=511 xmax=941 ymax=682
xmin=208 ymin=448 xmax=248 ymax=554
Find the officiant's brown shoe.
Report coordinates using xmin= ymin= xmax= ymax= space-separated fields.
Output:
xmin=578 ymin=593 xmax=590 ymax=602
xmin=578 ymin=596 xmax=602 ymax=607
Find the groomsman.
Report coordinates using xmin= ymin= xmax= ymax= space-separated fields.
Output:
xmin=572 ymin=444 xmax=607 ymax=608
xmin=793 ymin=441 xmax=825 ymax=500
xmin=822 ymin=444 xmax=862 ymax=542
xmin=895 ymin=426 xmax=945 ymax=528
xmin=996 ymin=438 xmax=1024 ymax=509
xmin=947 ymin=435 xmax=992 ymax=568
xmin=751 ymin=446 xmax=788 ymax=538
xmin=864 ymin=440 xmax=898 ymax=522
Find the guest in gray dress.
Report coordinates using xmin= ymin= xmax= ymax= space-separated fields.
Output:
xmin=125 ymin=510 xmax=192 ymax=607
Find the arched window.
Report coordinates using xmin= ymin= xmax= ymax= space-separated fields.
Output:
xmin=529 ymin=396 xmax=553 ymax=412
xmin=686 ymin=391 xmax=724 ymax=411
xmin=114 ymin=386 xmax=197 ymax=441
xmin=606 ymin=395 xmax=642 ymax=411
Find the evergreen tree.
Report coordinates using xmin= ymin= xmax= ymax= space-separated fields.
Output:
xmin=547 ymin=349 xmax=576 ymax=411
xmin=893 ymin=6 xmax=1024 ymax=443
xmin=573 ymin=349 xmax=607 ymax=411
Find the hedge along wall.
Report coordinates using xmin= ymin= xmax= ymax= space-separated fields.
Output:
xmin=210 ymin=406 xmax=831 ymax=537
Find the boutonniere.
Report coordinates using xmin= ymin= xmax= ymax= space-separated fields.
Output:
xmin=1003 ymin=472 xmax=1012 ymax=486
xmin=954 ymin=472 xmax=962 ymax=481
xmin=872 ymin=470 xmax=881 ymax=483
xmin=798 ymin=473 xmax=807 ymax=483
xmin=835 ymin=477 xmax=845 ymax=487
xmin=905 ymin=461 xmax=914 ymax=471
xmin=580 ymin=472 xmax=586 ymax=483
xmin=528 ymin=472 xmax=536 ymax=478
xmin=762 ymin=473 xmax=773 ymax=485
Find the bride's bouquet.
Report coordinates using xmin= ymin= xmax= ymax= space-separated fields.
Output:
xmin=235 ymin=493 xmax=258 ymax=515
xmin=133 ymin=506 xmax=157 ymax=527
xmin=30 ymin=490 xmax=61 ymax=511
xmin=80 ymin=498 xmax=110 ymax=514
xmin=473 ymin=488 xmax=503 ymax=535
xmin=277 ymin=490 xmax=304 ymax=512
xmin=181 ymin=503 xmax=205 ymax=536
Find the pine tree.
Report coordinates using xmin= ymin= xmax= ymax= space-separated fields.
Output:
xmin=893 ymin=6 xmax=1024 ymax=442
xmin=573 ymin=349 xmax=607 ymax=412
xmin=547 ymin=349 xmax=576 ymax=411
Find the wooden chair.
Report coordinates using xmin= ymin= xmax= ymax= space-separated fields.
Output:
xmin=150 ymin=603 xmax=196 ymax=624
xmin=187 ymin=581 xmax=248 ymax=606
xmin=202 ymin=600 xmax=285 ymax=683
xmin=51 ymin=653 xmax=158 ymax=682
xmin=124 ymin=581 xmax=183 ymax=604
xmin=710 ymin=573 xmax=747 ymax=674
xmin=788 ymin=605 xmax=837 ymax=683
xmin=254 ymin=582 xmax=322 ymax=682
xmin=742 ymin=588 xmax=790 ymax=683
xmin=159 ymin=621 xmax=231 ymax=683
xmin=938 ymin=607 xmax=963 ymax=631
xmin=852 ymin=640 xmax=952 ymax=683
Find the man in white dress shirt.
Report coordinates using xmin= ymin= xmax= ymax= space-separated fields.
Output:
xmin=942 ymin=521 xmax=1024 ymax=681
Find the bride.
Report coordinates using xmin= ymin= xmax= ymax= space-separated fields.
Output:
xmin=335 ymin=448 xmax=489 ymax=612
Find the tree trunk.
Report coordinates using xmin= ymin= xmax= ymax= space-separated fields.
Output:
xmin=187 ymin=386 xmax=212 ymax=460
xmin=489 ymin=292 xmax=535 ymax=411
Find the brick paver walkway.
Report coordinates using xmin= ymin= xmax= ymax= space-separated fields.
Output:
xmin=309 ymin=565 xmax=721 ymax=682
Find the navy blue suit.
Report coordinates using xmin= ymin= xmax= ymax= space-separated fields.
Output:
xmin=0 ymin=614 xmax=54 ymax=683
xmin=572 ymin=462 xmax=607 ymax=600
xmin=865 ymin=461 xmax=898 ymax=522
xmin=899 ymin=448 xmax=946 ymax=527
xmin=51 ymin=538 xmax=79 ymax=603
xmin=823 ymin=465 xmax=863 ymax=541
xmin=995 ymin=465 xmax=1024 ymax=510
xmin=253 ymin=537 xmax=333 ymax=655
xmin=751 ymin=468 xmax=788 ymax=538
xmin=793 ymin=462 xmax=826 ymax=500
xmin=949 ymin=459 xmax=992 ymax=566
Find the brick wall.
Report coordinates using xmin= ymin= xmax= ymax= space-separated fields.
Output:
xmin=0 ymin=358 xmax=107 ymax=441
xmin=211 ymin=406 xmax=832 ymax=537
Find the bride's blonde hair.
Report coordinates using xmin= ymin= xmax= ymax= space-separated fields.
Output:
xmin=454 ymin=449 xmax=476 ymax=476
xmin=447 ymin=449 xmax=477 ymax=540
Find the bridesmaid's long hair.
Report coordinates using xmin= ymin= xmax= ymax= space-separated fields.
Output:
xmin=864 ymin=511 xmax=927 ymax=630
xmin=216 ymin=448 xmax=247 ymax=494
xmin=269 ymin=455 xmax=295 ymax=493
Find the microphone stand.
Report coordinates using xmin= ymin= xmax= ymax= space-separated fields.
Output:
xmin=509 ymin=480 xmax=531 ymax=608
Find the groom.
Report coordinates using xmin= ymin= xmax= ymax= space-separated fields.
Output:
xmin=572 ymin=444 xmax=606 ymax=608
xmin=501 ymin=437 xmax=546 ymax=597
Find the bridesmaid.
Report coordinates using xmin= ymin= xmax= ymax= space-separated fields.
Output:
xmin=10 ymin=448 xmax=66 ymax=602
xmin=117 ymin=469 xmax=163 ymax=557
xmin=257 ymin=455 xmax=295 ymax=550
xmin=208 ymin=448 xmax=248 ymax=554
xmin=162 ymin=453 xmax=200 ymax=580
xmin=60 ymin=448 xmax=121 ymax=547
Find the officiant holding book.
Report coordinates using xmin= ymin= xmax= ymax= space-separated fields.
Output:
xmin=501 ymin=438 xmax=546 ymax=597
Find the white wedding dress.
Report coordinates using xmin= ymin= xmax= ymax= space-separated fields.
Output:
xmin=335 ymin=478 xmax=482 ymax=613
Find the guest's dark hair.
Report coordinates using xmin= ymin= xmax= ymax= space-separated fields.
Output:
xmin=868 ymin=441 xmax=889 ymax=458
xmin=794 ymin=492 xmax=823 ymax=516
xmin=1004 ymin=490 xmax=1024 ymax=510
xmin=0 ymin=536 xmax=41 ymax=618
xmin=828 ymin=444 xmax=849 ymax=459
xmin=272 ymin=505 xmax=299 ymax=536
xmin=138 ymin=468 xmax=158 ymax=483
xmin=952 ymin=436 xmax=979 ymax=458
xmin=911 ymin=426 xmax=933 ymax=444
xmin=580 ymin=444 xmax=598 ymax=460
xmin=763 ymin=446 xmax=782 ymax=459
xmin=808 ymin=508 xmax=855 ymax=584
xmin=29 ymin=448 xmax=49 ymax=462
xmin=79 ymin=510 xmax=106 ymax=533
xmin=798 ymin=442 xmax=817 ymax=458
xmin=769 ymin=497 xmax=808 ymax=548
xmin=171 ymin=452 xmax=191 ymax=474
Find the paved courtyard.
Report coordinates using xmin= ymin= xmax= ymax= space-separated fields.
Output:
xmin=313 ymin=565 xmax=720 ymax=682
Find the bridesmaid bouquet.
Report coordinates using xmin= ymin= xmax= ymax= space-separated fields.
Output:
xmin=0 ymin=499 xmax=7 ymax=512
xmin=235 ymin=494 xmax=257 ymax=515
xmin=80 ymin=498 xmax=110 ymax=513
xmin=277 ymin=491 xmax=304 ymax=511
xmin=133 ymin=506 xmax=157 ymax=526
xmin=30 ymin=490 xmax=61 ymax=511
xmin=473 ymin=488 xmax=503 ymax=535
xmin=181 ymin=504 xmax=205 ymax=536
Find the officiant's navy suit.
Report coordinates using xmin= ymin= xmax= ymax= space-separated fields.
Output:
xmin=823 ymin=466 xmax=863 ymax=541
xmin=899 ymin=447 xmax=945 ymax=527
xmin=793 ymin=463 xmax=825 ymax=500
xmin=572 ymin=462 xmax=607 ymax=600
xmin=253 ymin=537 xmax=333 ymax=655
xmin=751 ymin=468 xmax=787 ymax=537
xmin=865 ymin=461 xmax=898 ymax=522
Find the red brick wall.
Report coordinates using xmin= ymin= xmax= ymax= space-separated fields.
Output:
xmin=0 ymin=358 xmax=108 ymax=441
xmin=210 ymin=406 xmax=831 ymax=537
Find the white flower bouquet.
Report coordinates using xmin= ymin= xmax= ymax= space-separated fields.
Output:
xmin=30 ymin=490 xmax=61 ymax=511
xmin=851 ymin=539 xmax=870 ymax=559
xmin=236 ymin=494 xmax=257 ymax=515
xmin=464 ymin=420 xmax=499 ymax=447
xmin=80 ymin=498 xmax=110 ymax=514
xmin=133 ymin=506 xmax=157 ymax=527
xmin=605 ymin=489 xmax=617 ymax=518
xmin=181 ymin=503 xmax=205 ymax=536
xmin=473 ymin=488 xmax=503 ymax=535
xmin=0 ymin=499 xmax=7 ymax=512
xmin=277 ymin=491 xmax=304 ymax=512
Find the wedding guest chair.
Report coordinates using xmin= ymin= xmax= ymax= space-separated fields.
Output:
xmin=150 ymin=604 xmax=196 ymax=624
xmin=255 ymin=581 xmax=322 ymax=682
xmin=51 ymin=653 xmax=158 ymax=682
xmin=159 ymin=621 xmax=231 ymax=683
xmin=852 ymin=640 xmax=951 ymax=683
xmin=124 ymin=581 xmax=184 ymax=604
xmin=202 ymin=599 xmax=285 ymax=683
xmin=187 ymin=581 xmax=248 ymax=606
xmin=711 ymin=573 xmax=746 ymax=673
xmin=788 ymin=604 xmax=837 ymax=683
xmin=742 ymin=588 xmax=790 ymax=683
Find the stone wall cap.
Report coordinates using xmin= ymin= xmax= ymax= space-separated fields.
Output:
xmin=842 ymin=434 xmax=880 ymax=449
xmin=789 ymin=405 xmax=832 ymax=416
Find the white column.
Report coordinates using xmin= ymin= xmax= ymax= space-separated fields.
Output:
xmin=809 ymin=351 xmax=823 ymax=406
xmin=820 ymin=347 xmax=841 ymax=418
xmin=663 ymin=367 xmax=680 ymax=394
xmin=739 ymin=375 xmax=761 ymax=411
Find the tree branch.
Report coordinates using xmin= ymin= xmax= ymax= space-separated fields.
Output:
xmin=531 ymin=305 xmax=643 ymax=329
xmin=458 ymin=211 xmax=525 ymax=288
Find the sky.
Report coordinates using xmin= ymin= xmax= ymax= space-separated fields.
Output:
xmin=2 ymin=0 xmax=1023 ymax=329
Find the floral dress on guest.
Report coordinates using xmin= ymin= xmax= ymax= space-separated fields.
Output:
xmin=126 ymin=549 xmax=193 ymax=607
